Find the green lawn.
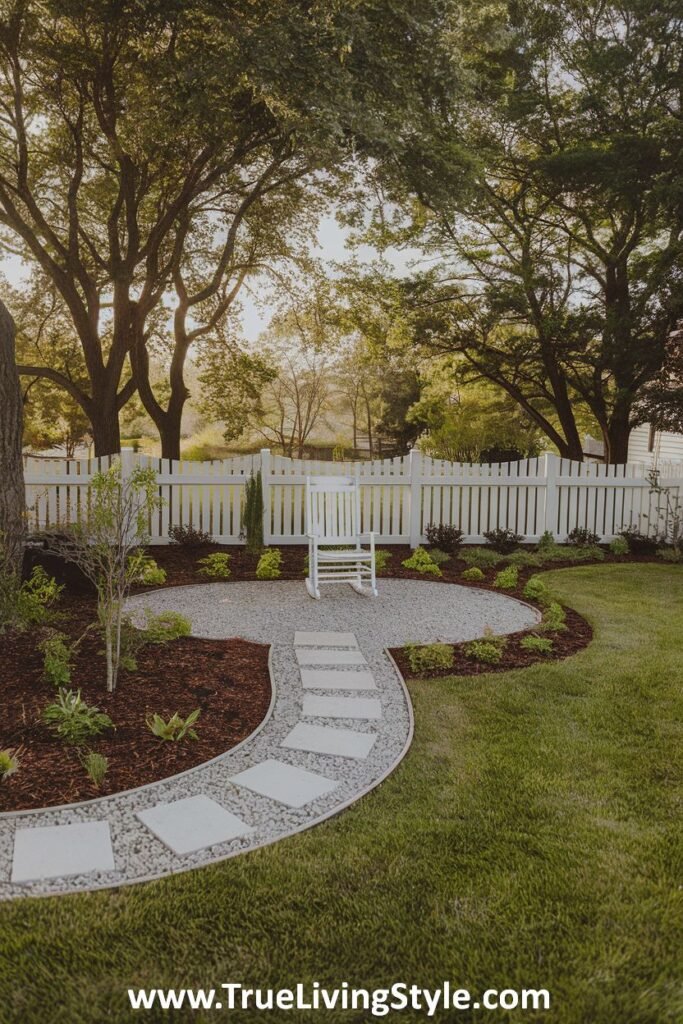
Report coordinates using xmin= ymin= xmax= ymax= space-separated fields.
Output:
xmin=1 ymin=565 xmax=681 ymax=1024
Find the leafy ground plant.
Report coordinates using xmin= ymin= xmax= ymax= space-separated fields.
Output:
xmin=146 ymin=709 xmax=200 ymax=742
xmin=609 ymin=536 xmax=629 ymax=555
xmin=129 ymin=553 xmax=167 ymax=586
xmin=519 ymin=634 xmax=554 ymax=656
xmin=523 ymin=576 xmax=550 ymax=604
xmin=42 ymin=689 xmax=114 ymax=745
xmin=404 ymin=642 xmax=454 ymax=675
xmin=142 ymin=611 xmax=192 ymax=643
xmin=493 ymin=565 xmax=518 ymax=589
xmin=460 ymin=547 xmax=503 ymax=569
xmin=539 ymin=601 xmax=567 ymax=633
xmin=39 ymin=630 xmax=73 ymax=687
xmin=464 ymin=628 xmax=508 ymax=664
xmin=402 ymin=547 xmax=442 ymax=576
xmin=197 ymin=553 xmax=231 ymax=578
xmin=256 ymin=548 xmax=282 ymax=580
xmin=0 ymin=562 xmax=62 ymax=635
xmin=0 ymin=746 xmax=22 ymax=779
xmin=461 ymin=566 xmax=485 ymax=582
xmin=427 ymin=548 xmax=451 ymax=566
xmin=81 ymin=750 xmax=109 ymax=788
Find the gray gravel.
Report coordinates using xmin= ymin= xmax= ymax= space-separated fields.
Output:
xmin=0 ymin=579 xmax=538 ymax=900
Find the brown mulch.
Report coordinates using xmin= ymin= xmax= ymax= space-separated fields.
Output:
xmin=3 ymin=539 xmax=650 ymax=810
xmin=0 ymin=593 xmax=271 ymax=812
xmin=390 ymin=606 xmax=593 ymax=680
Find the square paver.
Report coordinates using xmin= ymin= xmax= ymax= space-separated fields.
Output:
xmin=302 ymin=694 xmax=383 ymax=720
xmin=11 ymin=821 xmax=115 ymax=883
xmin=300 ymin=668 xmax=376 ymax=690
xmin=294 ymin=631 xmax=359 ymax=648
xmin=281 ymin=722 xmax=377 ymax=759
xmin=229 ymin=759 xmax=339 ymax=808
xmin=136 ymin=795 xmax=253 ymax=856
xmin=295 ymin=648 xmax=367 ymax=667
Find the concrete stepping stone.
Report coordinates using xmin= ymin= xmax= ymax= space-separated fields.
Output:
xmin=302 ymin=694 xmax=383 ymax=720
xmin=281 ymin=722 xmax=377 ymax=760
xmin=300 ymin=668 xmax=376 ymax=691
xmin=11 ymin=821 xmax=115 ymax=883
xmin=295 ymin=648 xmax=367 ymax=667
xmin=136 ymin=795 xmax=253 ymax=856
xmin=229 ymin=759 xmax=339 ymax=808
xmin=294 ymin=631 xmax=359 ymax=648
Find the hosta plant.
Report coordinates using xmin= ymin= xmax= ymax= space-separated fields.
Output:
xmin=147 ymin=709 xmax=201 ymax=742
xmin=43 ymin=689 xmax=114 ymax=745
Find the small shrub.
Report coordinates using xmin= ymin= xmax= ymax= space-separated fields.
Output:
xmin=256 ymin=548 xmax=283 ymax=580
xmin=0 ymin=746 xmax=22 ymax=779
xmin=519 ymin=634 xmax=554 ymax=656
xmin=483 ymin=528 xmax=522 ymax=554
xmin=567 ymin=544 xmax=605 ymax=562
xmin=460 ymin=547 xmax=503 ymax=569
xmin=117 ymin=614 xmax=149 ymax=672
xmin=538 ymin=601 xmax=567 ymax=633
xmin=402 ymin=547 xmax=442 ymax=576
xmin=462 ymin=566 xmax=485 ymax=582
xmin=168 ymin=524 xmax=213 ymax=547
xmin=374 ymin=549 xmax=392 ymax=572
xmin=424 ymin=524 xmax=464 ymax=554
xmin=609 ymin=536 xmax=629 ymax=556
xmin=493 ymin=565 xmax=518 ymax=590
xmin=197 ymin=552 xmax=231 ymax=578
xmin=129 ymin=553 xmax=167 ymax=586
xmin=404 ymin=642 xmax=454 ymax=675
xmin=39 ymin=630 xmax=73 ymax=687
xmin=657 ymin=546 xmax=683 ymax=563
xmin=42 ymin=689 xmax=114 ymax=745
xmin=242 ymin=471 xmax=264 ymax=553
xmin=464 ymin=629 xmax=507 ymax=665
xmin=618 ymin=526 xmax=658 ymax=555
xmin=1 ymin=566 xmax=63 ymax=634
xmin=523 ymin=576 xmax=550 ymax=604
xmin=537 ymin=530 xmax=557 ymax=553
xmin=147 ymin=709 xmax=200 ymax=742
xmin=427 ymin=547 xmax=451 ymax=566
xmin=81 ymin=750 xmax=109 ymax=788
xmin=566 ymin=527 xmax=600 ymax=547
xmin=144 ymin=610 xmax=192 ymax=644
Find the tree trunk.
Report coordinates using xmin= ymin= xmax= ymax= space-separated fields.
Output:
xmin=90 ymin=392 xmax=122 ymax=457
xmin=0 ymin=300 xmax=25 ymax=571
xmin=605 ymin=409 xmax=632 ymax=465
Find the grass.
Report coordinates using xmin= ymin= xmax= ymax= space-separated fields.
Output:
xmin=0 ymin=565 xmax=681 ymax=1023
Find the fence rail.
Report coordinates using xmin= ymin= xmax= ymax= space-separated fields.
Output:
xmin=23 ymin=448 xmax=683 ymax=547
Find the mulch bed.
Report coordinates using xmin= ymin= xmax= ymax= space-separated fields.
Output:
xmin=3 ymin=539 xmax=649 ymax=810
xmin=390 ymin=606 xmax=593 ymax=680
xmin=0 ymin=592 xmax=271 ymax=812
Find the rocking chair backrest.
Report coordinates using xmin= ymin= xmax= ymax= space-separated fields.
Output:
xmin=305 ymin=476 xmax=361 ymax=545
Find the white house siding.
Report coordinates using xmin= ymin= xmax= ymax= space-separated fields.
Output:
xmin=628 ymin=423 xmax=683 ymax=464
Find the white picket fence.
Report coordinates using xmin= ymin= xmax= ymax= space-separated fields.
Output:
xmin=23 ymin=447 xmax=683 ymax=546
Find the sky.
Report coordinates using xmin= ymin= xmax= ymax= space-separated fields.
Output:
xmin=0 ymin=210 xmax=421 ymax=346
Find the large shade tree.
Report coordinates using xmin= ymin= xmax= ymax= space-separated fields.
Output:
xmin=0 ymin=0 xmax=462 ymax=456
xmin=370 ymin=0 xmax=683 ymax=462
xmin=0 ymin=296 xmax=24 ymax=570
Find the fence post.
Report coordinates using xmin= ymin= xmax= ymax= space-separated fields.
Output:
xmin=260 ymin=448 xmax=271 ymax=546
xmin=543 ymin=453 xmax=560 ymax=539
xmin=408 ymin=447 xmax=423 ymax=548
xmin=118 ymin=446 xmax=137 ymax=544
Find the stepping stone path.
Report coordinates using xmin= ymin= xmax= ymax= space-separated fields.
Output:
xmin=0 ymin=578 xmax=539 ymax=899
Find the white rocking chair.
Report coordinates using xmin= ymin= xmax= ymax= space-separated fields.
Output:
xmin=305 ymin=475 xmax=378 ymax=599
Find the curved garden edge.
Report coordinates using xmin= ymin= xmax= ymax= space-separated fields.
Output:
xmin=0 ymin=647 xmax=278 ymax=823
xmin=0 ymin=639 xmax=415 ymax=901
